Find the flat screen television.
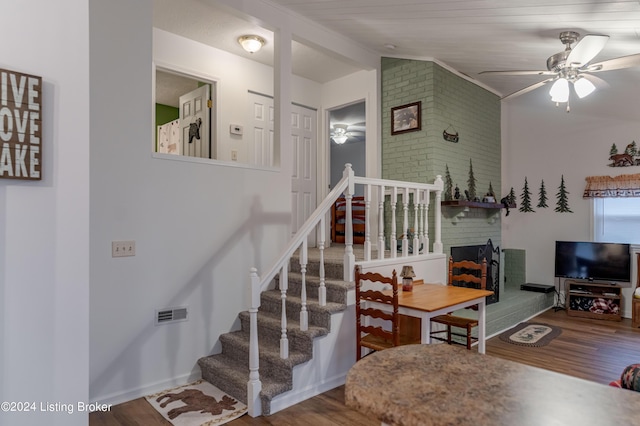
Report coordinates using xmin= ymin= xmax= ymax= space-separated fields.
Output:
xmin=554 ymin=241 xmax=631 ymax=282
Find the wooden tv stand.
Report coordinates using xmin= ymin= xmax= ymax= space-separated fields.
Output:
xmin=565 ymin=280 xmax=622 ymax=321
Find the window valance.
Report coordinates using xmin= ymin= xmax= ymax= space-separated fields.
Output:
xmin=583 ymin=173 xmax=640 ymax=198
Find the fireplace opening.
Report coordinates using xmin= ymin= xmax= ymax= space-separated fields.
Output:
xmin=451 ymin=239 xmax=500 ymax=305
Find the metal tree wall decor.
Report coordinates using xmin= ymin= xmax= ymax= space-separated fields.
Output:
xmin=444 ymin=164 xmax=453 ymax=201
xmin=555 ymin=175 xmax=573 ymax=213
xmin=537 ymin=180 xmax=549 ymax=208
xmin=501 ymin=187 xmax=517 ymax=216
xmin=467 ymin=159 xmax=477 ymax=201
xmin=519 ymin=177 xmax=535 ymax=212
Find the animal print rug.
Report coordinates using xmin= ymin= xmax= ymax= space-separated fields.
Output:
xmin=145 ymin=380 xmax=247 ymax=426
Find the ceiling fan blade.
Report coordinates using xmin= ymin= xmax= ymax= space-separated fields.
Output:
xmin=479 ymin=70 xmax=555 ymax=76
xmin=501 ymin=78 xmax=555 ymax=101
xmin=586 ymin=53 xmax=640 ymax=72
xmin=566 ymin=34 xmax=609 ymax=67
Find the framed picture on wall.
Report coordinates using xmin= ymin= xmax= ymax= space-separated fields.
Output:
xmin=391 ymin=101 xmax=421 ymax=135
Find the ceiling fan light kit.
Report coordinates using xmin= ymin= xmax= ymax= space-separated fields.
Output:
xmin=549 ymin=78 xmax=569 ymax=103
xmin=480 ymin=30 xmax=640 ymax=110
xmin=574 ymin=77 xmax=596 ymax=99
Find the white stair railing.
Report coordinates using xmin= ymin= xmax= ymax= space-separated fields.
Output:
xmin=245 ymin=164 xmax=443 ymax=417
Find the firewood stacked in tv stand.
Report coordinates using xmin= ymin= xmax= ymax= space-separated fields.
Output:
xmin=565 ymin=280 xmax=622 ymax=321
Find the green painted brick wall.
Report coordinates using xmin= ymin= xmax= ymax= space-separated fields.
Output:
xmin=504 ymin=249 xmax=527 ymax=288
xmin=382 ymin=57 xmax=502 ymax=257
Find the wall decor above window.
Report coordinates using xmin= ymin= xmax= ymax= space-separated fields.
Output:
xmin=391 ymin=101 xmax=421 ymax=135
xmin=608 ymin=141 xmax=639 ymax=167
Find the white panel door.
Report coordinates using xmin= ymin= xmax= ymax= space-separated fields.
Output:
xmin=248 ymin=93 xmax=317 ymax=242
xmin=290 ymin=104 xmax=317 ymax=244
xmin=179 ymin=84 xmax=210 ymax=158
xmin=248 ymin=92 xmax=274 ymax=167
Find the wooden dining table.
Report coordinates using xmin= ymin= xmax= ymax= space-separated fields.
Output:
xmin=370 ymin=282 xmax=494 ymax=353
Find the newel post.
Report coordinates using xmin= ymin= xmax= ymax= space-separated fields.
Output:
xmin=343 ymin=163 xmax=356 ymax=282
xmin=433 ymin=175 xmax=443 ymax=254
xmin=247 ymin=268 xmax=262 ymax=417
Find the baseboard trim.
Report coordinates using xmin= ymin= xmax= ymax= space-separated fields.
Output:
xmin=91 ymin=370 xmax=201 ymax=407
xmin=268 ymin=372 xmax=348 ymax=415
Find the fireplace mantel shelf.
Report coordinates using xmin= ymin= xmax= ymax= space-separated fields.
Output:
xmin=441 ymin=200 xmax=505 ymax=224
xmin=441 ymin=200 xmax=504 ymax=209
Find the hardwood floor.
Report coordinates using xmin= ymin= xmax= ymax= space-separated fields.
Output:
xmin=90 ymin=309 xmax=640 ymax=426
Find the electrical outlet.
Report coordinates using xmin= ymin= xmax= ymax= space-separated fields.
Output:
xmin=112 ymin=240 xmax=135 ymax=257
xmin=231 ymin=150 xmax=238 ymax=161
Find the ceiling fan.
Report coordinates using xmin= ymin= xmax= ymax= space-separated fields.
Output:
xmin=480 ymin=31 xmax=640 ymax=109
xmin=330 ymin=123 xmax=365 ymax=144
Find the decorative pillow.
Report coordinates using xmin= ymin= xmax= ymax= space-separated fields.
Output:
xmin=620 ymin=364 xmax=640 ymax=392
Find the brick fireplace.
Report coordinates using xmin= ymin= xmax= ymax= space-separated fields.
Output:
xmin=450 ymin=239 xmax=500 ymax=305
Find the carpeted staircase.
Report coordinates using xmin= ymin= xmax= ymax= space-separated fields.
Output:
xmin=198 ymin=252 xmax=353 ymax=415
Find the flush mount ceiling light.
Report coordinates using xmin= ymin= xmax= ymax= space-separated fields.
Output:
xmin=238 ymin=35 xmax=265 ymax=54
xmin=331 ymin=124 xmax=349 ymax=144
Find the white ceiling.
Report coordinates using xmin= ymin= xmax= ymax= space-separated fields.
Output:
xmin=154 ymin=0 xmax=640 ymax=116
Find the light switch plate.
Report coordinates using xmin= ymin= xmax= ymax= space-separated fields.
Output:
xmin=112 ymin=240 xmax=135 ymax=257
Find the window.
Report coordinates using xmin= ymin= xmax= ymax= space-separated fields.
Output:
xmin=593 ymin=197 xmax=640 ymax=244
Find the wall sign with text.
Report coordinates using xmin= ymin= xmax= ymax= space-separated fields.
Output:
xmin=0 ymin=68 xmax=42 ymax=180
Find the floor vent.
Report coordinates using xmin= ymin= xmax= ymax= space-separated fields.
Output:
xmin=155 ymin=306 xmax=188 ymax=325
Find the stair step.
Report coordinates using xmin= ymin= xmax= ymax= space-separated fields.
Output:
xmin=259 ymin=289 xmax=346 ymax=330
xmin=198 ymin=353 xmax=291 ymax=415
xmin=219 ymin=330 xmax=311 ymax=378
xmin=278 ymin=272 xmax=352 ymax=305
xmin=290 ymin=255 xmax=345 ymax=280
xmin=238 ymin=310 xmax=328 ymax=355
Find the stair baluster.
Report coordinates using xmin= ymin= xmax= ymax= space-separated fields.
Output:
xmin=423 ymin=190 xmax=430 ymax=251
xmin=248 ymin=268 xmax=262 ymax=417
xmin=364 ymin=184 xmax=371 ymax=261
xmin=391 ymin=186 xmax=397 ymax=259
xmin=378 ymin=185 xmax=385 ymax=260
xmin=434 ymin=176 xmax=444 ymax=253
xmin=318 ymin=218 xmax=326 ymax=306
xmin=299 ymin=240 xmax=308 ymax=331
xmin=413 ymin=189 xmax=420 ymax=256
xmin=402 ymin=187 xmax=409 ymax=257
xmin=342 ymin=164 xmax=355 ymax=282
xmin=279 ymin=264 xmax=289 ymax=358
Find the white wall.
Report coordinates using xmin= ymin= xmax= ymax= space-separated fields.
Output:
xmin=1 ymin=1 xmax=90 ymax=425
xmin=502 ymin=91 xmax=640 ymax=317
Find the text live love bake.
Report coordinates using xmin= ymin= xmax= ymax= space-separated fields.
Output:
xmin=0 ymin=68 xmax=42 ymax=180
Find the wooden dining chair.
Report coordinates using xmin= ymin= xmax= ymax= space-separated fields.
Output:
xmin=430 ymin=257 xmax=488 ymax=350
xmin=355 ymin=266 xmax=419 ymax=361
